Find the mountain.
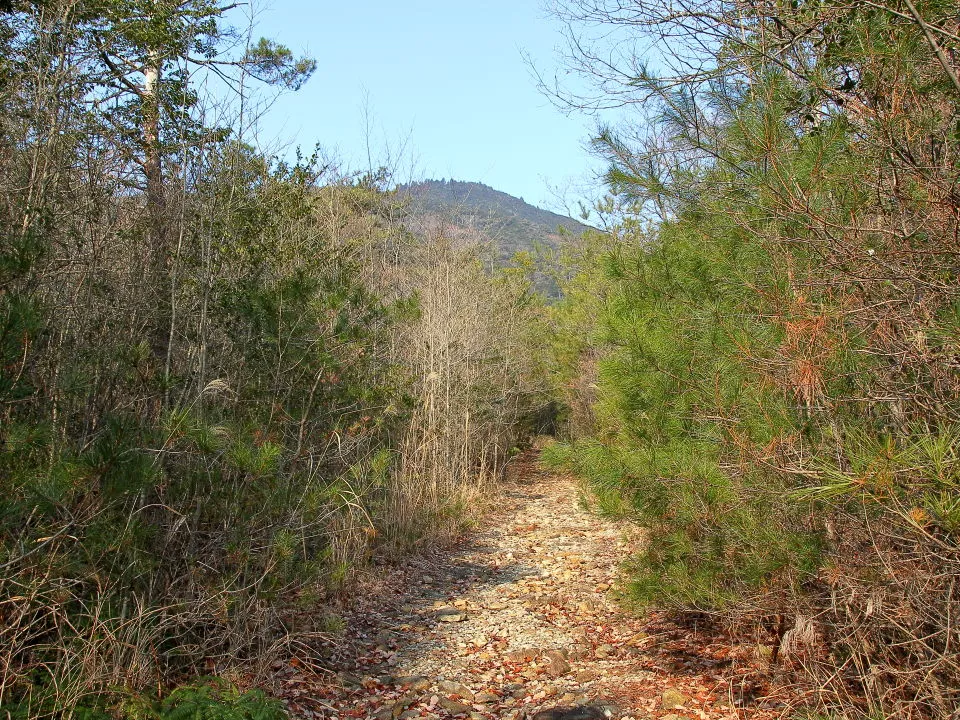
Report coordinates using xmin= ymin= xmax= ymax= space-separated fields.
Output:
xmin=397 ymin=179 xmax=592 ymax=261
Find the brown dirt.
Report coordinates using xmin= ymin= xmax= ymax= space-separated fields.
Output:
xmin=271 ymin=451 xmax=799 ymax=720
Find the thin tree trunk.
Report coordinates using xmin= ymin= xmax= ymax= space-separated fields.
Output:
xmin=143 ymin=53 xmax=170 ymax=371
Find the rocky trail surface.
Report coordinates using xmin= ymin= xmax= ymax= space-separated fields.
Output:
xmin=273 ymin=452 xmax=797 ymax=720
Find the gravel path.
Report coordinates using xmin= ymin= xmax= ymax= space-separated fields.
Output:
xmin=276 ymin=451 xmax=794 ymax=720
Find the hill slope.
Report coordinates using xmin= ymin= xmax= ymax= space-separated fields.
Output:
xmin=398 ymin=179 xmax=592 ymax=260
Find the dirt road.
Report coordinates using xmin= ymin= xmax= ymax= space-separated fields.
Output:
xmin=275 ymin=452 xmax=793 ymax=720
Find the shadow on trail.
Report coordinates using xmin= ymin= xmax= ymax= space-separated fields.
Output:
xmin=333 ymin=485 xmax=549 ymax=678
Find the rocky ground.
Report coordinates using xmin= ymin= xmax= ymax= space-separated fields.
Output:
xmin=272 ymin=452 xmax=799 ymax=720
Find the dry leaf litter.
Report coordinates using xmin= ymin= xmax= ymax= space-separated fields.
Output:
xmin=268 ymin=452 xmax=799 ymax=720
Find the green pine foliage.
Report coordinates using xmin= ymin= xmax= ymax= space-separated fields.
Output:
xmin=547 ymin=169 xmax=823 ymax=609
xmin=548 ymin=0 xmax=960 ymax=714
xmin=0 ymin=146 xmax=404 ymax=715
xmin=154 ymin=682 xmax=285 ymax=720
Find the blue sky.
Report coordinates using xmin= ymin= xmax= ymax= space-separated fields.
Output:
xmin=249 ymin=0 xmax=604 ymax=212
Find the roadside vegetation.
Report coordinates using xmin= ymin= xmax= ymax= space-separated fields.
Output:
xmin=0 ymin=2 xmax=544 ymax=716
xmin=542 ymin=0 xmax=960 ymax=717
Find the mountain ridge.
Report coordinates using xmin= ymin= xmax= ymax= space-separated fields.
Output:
xmin=396 ymin=179 xmax=592 ymax=260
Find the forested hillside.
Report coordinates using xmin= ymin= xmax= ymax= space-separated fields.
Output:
xmin=399 ymin=180 xmax=591 ymax=263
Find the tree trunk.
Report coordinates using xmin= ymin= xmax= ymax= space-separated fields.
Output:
xmin=143 ymin=53 xmax=170 ymax=370
xmin=143 ymin=56 xmax=165 ymax=272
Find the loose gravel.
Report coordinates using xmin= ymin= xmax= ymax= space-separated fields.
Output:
xmin=274 ymin=452 xmax=797 ymax=720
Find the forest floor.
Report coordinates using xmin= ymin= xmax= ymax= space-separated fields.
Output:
xmin=271 ymin=450 xmax=801 ymax=720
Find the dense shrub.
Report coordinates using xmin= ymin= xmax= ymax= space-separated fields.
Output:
xmin=0 ymin=4 xmax=542 ymax=716
xmin=546 ymin=0 xmax=960 ymax=715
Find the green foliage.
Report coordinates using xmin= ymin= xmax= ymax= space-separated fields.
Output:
xmin=546 ymin=169 xmax=829 ymax=607
xmin=0 ymin=129 xmax=409 ymax=713
xmin=243 ymin=38 xmax=316 ymax=90
xmin=156 ymin=681 xmax=286 ymax=720
xmin=0 ymin=2 xmax=539 ymax=717
xmin=73 ymin=0 xmax=314 ymax=157
xmin=1 ymin=681 xmax=286 ymax=720
xmin=550 ymin=0 xmax=960 ymax=713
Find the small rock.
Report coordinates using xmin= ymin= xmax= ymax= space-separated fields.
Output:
xmin=437 ymin=697 xmax=472 ymax=715
xmin=590 ymin=701 xmax=619 ymax=717
xmin=395 ymin=676 xmax=432 ymax=692
xmin=543 ymin=649 xmax=571 ymax=677
xmin=475 ymin=691 xmax=499 ymax=703
xmin=437 ymin=607 xmax=467 ymax=622
xmin=531 ymin=705 xmax=610 ymax=720
xmin=386 ymin=692 xmax=420 ymax=719
xmin=593 ymin=644 xmax=614 ymax=659
xmin=532 ymin=708 xmax=565 ymax=719
xmin=504 ymin=647 xmax=540 ymax=663
xmin=438 ymin=680 xmax=474 ymax=701
xmin=661 ymin=688 xmax=691 ymax=710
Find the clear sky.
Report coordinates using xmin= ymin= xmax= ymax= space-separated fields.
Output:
xmin=249 ymin=0 xmax=603 ymax=212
